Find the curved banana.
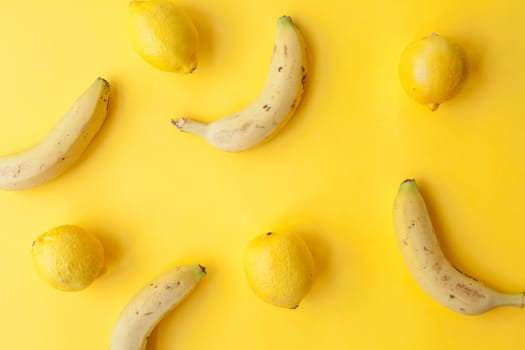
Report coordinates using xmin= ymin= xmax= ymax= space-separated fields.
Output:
xmin=393 ymin=179 xmax=524 ymax=315
xmin=0 ymin=78 xmax=110 ymax=190
xmin=171 ymin=15 xmax=307 ymax=152
xmin=110 ymin=264 xmax=206 ymax=350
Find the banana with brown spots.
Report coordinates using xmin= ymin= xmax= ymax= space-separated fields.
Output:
xmin=110 ymin=264 xmax=206 ymax=350
xmin=0 ymin=78 xmax=109 ymax=190
xmin=172 ymin=16 xmax=307 ymax=152
xmin=393 ymin=179 xmax=524 ymax=315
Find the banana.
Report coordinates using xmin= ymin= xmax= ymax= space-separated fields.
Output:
xmin=171 ymin=15 xmax=307 ymax=152
xmin=393 ymin=179 xmax=524 ymax=315
xmin=0 ymin=78 xmax=110 ymax=190
xmin=110 ymin=264 xmax=206 ymax=350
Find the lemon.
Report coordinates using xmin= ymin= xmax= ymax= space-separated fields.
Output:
xmin=31 ymin=225 xmax=104 ymax=291
xmin=128 ymin=0 xmax=199 ymax=73
xmin=399 ymin=33 xmax=466 ymax=111
xmin=243 ymin=232 xmax=314 ymax=309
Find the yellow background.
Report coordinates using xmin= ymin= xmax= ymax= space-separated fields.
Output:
xmin=1 ymin=0 xmax=525 ymax=349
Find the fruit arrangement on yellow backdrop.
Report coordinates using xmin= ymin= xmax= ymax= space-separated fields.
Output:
xmin=23 ymin=1 xmax=314 ymax=348
xmin=0 ymin=0 xmax=521 ymax=348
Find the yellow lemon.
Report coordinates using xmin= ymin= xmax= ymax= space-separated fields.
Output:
xmin=243 ymin=232 xmax=314 ymax=309
xmin=128 ymin=0 xmax=199 ymax=73
xmin=31 ymin=225 xmax=104 ymax=291
xmin=399 ymin=33 xmax=466 ymax=111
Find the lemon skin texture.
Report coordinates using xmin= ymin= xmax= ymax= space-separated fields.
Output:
xmin=31 ymin=225 xmax=105 ymax=291
xmin=244 ymin=232 xmax=315 ymax=309
xmin=128 ymin=0 xmax=199 ymax=73
xmin=399 ymin=33 xmax=466 ymax=111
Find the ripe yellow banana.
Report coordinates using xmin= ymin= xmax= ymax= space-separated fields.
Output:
xmin=0 ymin=78 xmax=110 ymax=190
xmin=172 ymin=15 xmax=307 ymax=152
xmin=110 ymin=264 xmax=206 ymax=350
xmin=393 ymin=179 xmax=524 ymax=315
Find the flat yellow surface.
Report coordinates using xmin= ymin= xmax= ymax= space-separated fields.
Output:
xmin=2 ymin=0 xmax=525 ymax=349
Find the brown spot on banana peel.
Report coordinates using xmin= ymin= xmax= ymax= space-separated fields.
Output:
xmin=423 ymin=246 xmax=433 ymax=254
xmin=290 ymin=95 xmax=299 ymax=110
xmin=284 ymin=45 xmax=288 ymax=57
xmin=240 ymin=121 xmax=253 ymax=132
xmin=455 ymin=282 xmax=487 ymax=299
xmin=278 ymin=66 xmax=283 ymax=72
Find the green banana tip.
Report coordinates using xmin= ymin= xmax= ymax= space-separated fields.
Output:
xmin=400 ymin=179 xmax=418 ymax=191
xmin=278 ymin=15 xmax=293 ymax=25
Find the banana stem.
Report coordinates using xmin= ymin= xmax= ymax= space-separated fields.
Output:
xmin=497 ymin=292 xmax=525 ymax=308
xmin=171 ymin=117 xmax=208 ymax=137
